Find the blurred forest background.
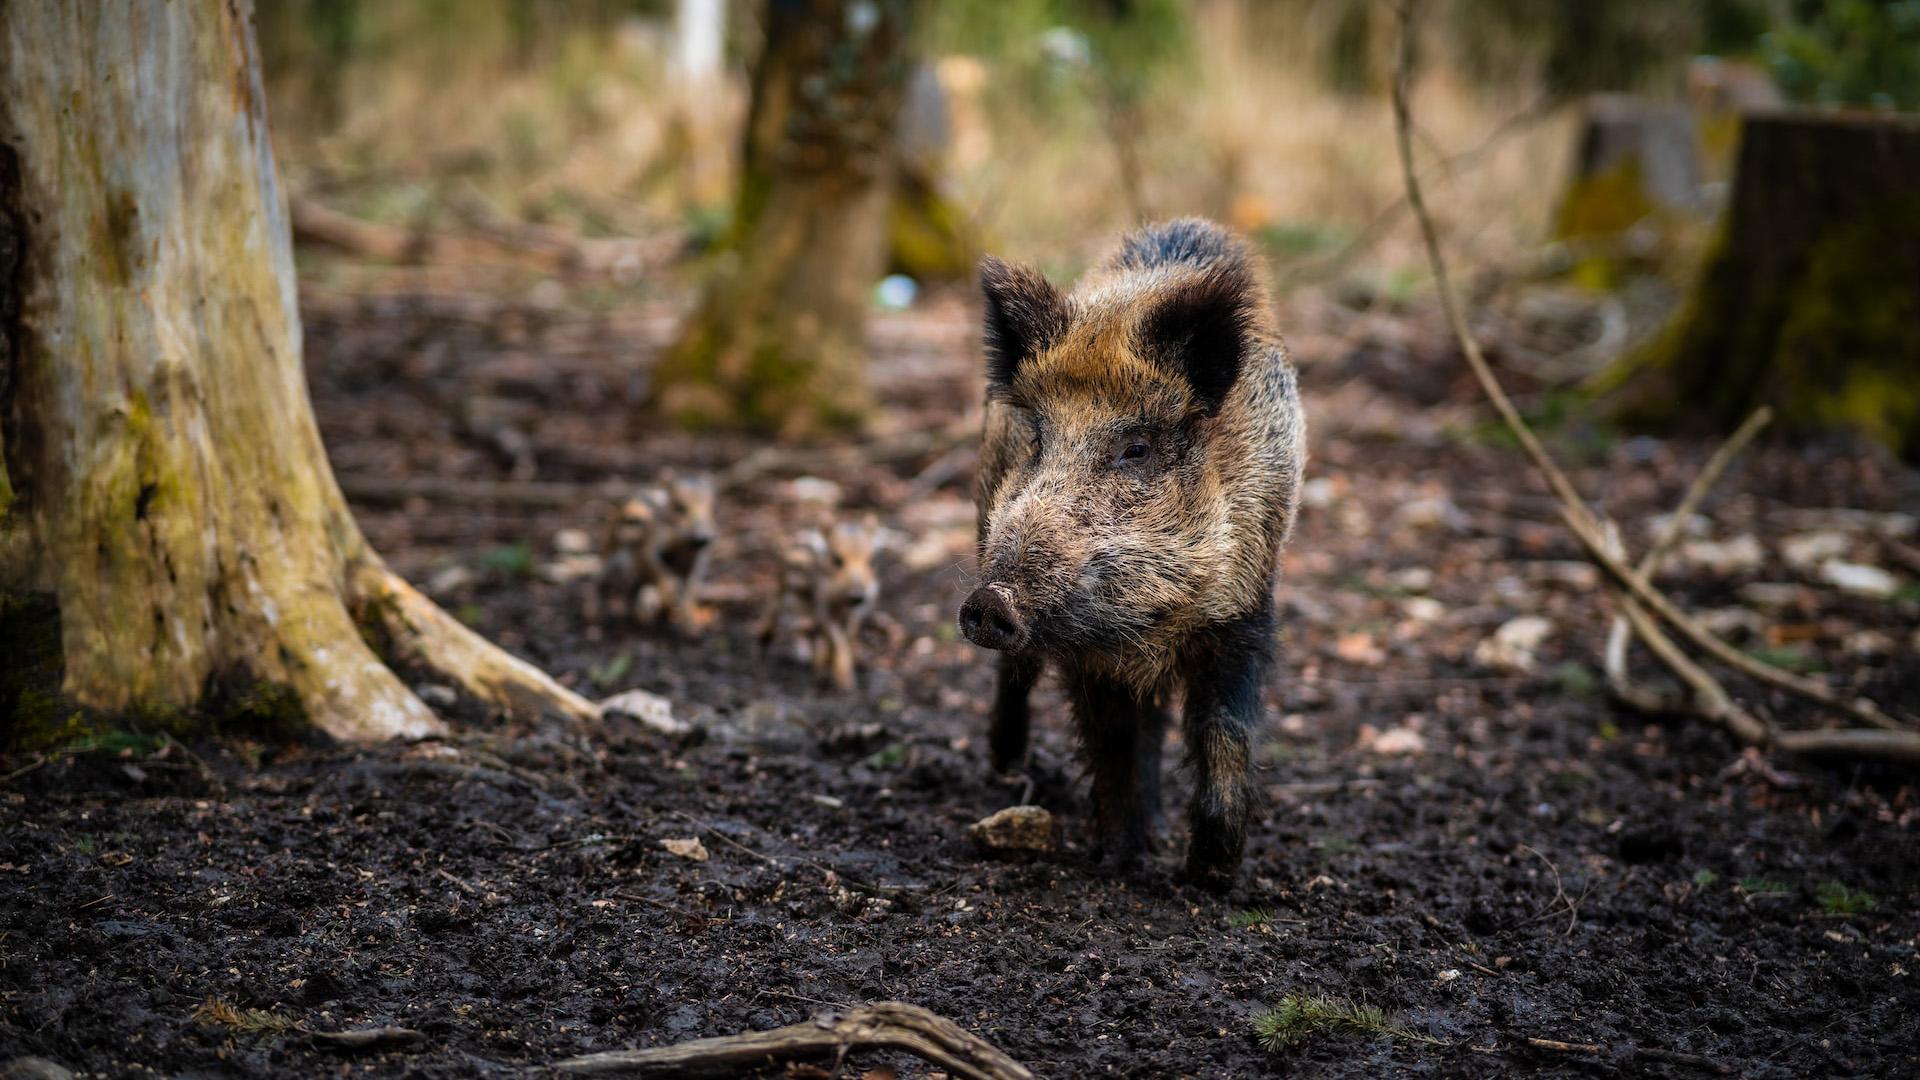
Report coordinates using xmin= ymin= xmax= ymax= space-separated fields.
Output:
xmin=254 ymin=0 xmax=1920 ymax=446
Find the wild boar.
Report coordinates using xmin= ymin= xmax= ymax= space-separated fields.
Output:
xmin=588 ymin=470 xmax=717 ymax=633
xmin=757 ymin=516 xmax=883 ymax=691
xmin=958 ymin=218 xmax=1305 ymax=886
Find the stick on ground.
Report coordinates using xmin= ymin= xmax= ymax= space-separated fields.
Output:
xmin=552 ymin=1001 xmax=1035 ymax=1079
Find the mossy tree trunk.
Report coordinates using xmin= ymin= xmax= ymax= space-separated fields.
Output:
xmin=1608 ymin=112 xmax=1920 ymax=461
xmin=651 ymin=0 xmax=916 ymax=435
xmin=0 ymin=1 xmax=596 ymax=742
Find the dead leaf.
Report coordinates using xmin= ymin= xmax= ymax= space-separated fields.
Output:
xmin=660 ymin=837 xmax=709 ymax=862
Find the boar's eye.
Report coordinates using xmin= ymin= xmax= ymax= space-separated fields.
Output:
xmin=1113 ymin=437 xmax=1154 ymax=468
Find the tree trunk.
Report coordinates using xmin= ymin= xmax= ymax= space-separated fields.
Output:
xmin=651 ymin=0 xmax=916 ymax=435
xmin=0 ymin=1 xmax=595 ymax=743
xmin=1606 ymin=111 xmax=1920 ymax=461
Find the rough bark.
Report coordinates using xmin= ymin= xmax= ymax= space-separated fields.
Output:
xmin=651 ymin=0 xmax=916 ymax=435
xmin=1607 ymin=111 xmax=1920 ymax=461
xmin=0 ymin=1 xmax=594 ymax=742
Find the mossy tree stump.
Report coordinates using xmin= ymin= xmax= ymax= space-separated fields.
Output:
xmin=1607 ymin=111 xmax=1920 ymax=461
xmin=651 ymin=0 xmax=917 ymax=436
xmin=0 ymin=1 xmax=596 ymax=743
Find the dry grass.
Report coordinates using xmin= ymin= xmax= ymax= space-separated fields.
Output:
xmin=261 ymin=0 xmax=1577 ymax=281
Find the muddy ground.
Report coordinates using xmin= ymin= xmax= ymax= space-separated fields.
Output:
xmin=3 ymin=280 xmax=1918 ymax=1078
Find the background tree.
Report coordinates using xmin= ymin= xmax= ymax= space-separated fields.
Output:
xmin=0 ymin=0 xmax=595 ymax=742
xmin=651 ymin=0 xmax=918 ymax=435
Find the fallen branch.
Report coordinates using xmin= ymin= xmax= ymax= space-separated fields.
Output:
xmin=1389 ymin=0 xmax=1918 ymax=762
xmin=1526 ymin=1035 xmax=1731 ymax=1074
xmin=290 ymin=197 xmax=675 ymax=282
xmin=552 ymin=1001 xmax=1035 ymax=1079
xmin=1602 ymin=409 xmax=1774 ymax=744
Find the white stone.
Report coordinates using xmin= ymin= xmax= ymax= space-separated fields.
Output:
xmin=599 ymin=688 xmax=690 ymax=736
xmin=1820 ymin=560 xmax=1898 ymax=599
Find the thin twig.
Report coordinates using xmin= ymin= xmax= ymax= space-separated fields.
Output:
xmin=1603 ymin=410 xmax=1770 ymax=724
xmin=1526 ymin=1035 xmax=1734 ymax=1074
xmin=553 ymin=1001 xmax=1034 ymax=1079
xmin=1388 ymin=0 xmax=1918 ymax=757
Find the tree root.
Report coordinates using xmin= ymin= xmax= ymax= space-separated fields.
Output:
xmin=1389 ymin=0 xmax=1920 ymax=766
xmin=553 ymin=1001 xmax=1035 ymax=1079
xmin=350 ymin=557 xmax=599 ymax=726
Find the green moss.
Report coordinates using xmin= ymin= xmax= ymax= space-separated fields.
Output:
xmin=1608 ymin=195 xmax=1920 ymax=462
xmin=1555 ymin=158 xmax=1658 ymax=240
xmin=210 ymin=680 xmax=308 ymax=741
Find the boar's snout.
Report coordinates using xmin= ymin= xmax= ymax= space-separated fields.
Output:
xmin=959 ymin=583 xmax=1028 ymax=652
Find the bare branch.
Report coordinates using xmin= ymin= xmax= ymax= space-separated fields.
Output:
xmin=553 ymin=1002 xmax=1035 ymax=1080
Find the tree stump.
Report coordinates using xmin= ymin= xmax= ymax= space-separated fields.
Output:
xmin=1607 ymin=111 xmax=1920 ymax=461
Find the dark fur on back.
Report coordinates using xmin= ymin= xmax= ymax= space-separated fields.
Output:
xmin=1107 ymin=217 xmax=1249 ymax=275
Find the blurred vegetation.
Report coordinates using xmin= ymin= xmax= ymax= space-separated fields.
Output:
xmin=1760 ymin=0 xmax=1920 ymax=109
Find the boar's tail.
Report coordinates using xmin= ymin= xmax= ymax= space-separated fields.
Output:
xmin=1106 ymin=217 xmax=1251 ymax=278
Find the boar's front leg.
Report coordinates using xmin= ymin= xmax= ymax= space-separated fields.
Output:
xmin=1069 ymin=671 xmax=1162 ymax=868
xmin=1180 ymin=606 xmax=1273 ymax=888
xmin=988 ymin=652 xmax=1043 ymax=772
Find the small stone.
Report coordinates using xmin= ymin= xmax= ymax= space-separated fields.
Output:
xmin=968 ymin=805 xmax=1056 ymax=853
xmin=785 ymin=476 xmax=842 ymax=505
xmin=1843 ymin=630 xmax=1895 ymax=657
xmin=1820 ymin=560 xmax=1898 ymax=599
xmin=1300 ymin=475 xmax=1339 ymax=509
xmin=1525 ymin=561 xmax=1599 ymax=590
xmin=1696 ymin=607 xmax=1764 ymax=641
xmin=1389 ymin=567 xmax=1434 ymax=594
xmin=552 ymin=527 xmax=595 ymax=555
xmin=1679 ymin=535 xmax=1764 ymax=576
xmin=1475 ymin=615 xmax=1555 ymax=674
xmin=541 ymin=554 xmax=604 ymax=584
xmin=1780 ymin=530 xmax=1851 ymax=569
xmin=1739 ymin=582 xmax=1805 ymax=610
xmin=1400 ymin=596 xmax=1447 ymax=624
xmin=660 ymin=837 xmax=709 ymax=862
xmin=425 ymin=564 xmax=475 ymax=596
xmin=1391 ymin=496 xmax=1462 ymax=531
xmin=1333 ymin=631 xmax=1387 ymax=666
xmin=1367 ymin=726 xmax=1428 ymax=755
xmin=415 ymin=683 xmax=458 ymax=708
xmin=599 ymin=689 xmax=690 ymax=736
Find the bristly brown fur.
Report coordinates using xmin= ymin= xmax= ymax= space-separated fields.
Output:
xmin=966 ymin=218 xmax=1307 ymax=885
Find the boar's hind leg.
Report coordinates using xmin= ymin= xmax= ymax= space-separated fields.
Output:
xmin=1070 ymin=672 xmax=1160 ymax=867
xmin=989 ymin=653 xmax=1043 ymax=772
xmin=1181 ymin=607 xmax=1273 ymax=887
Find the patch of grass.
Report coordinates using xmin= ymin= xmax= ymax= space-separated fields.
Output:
xmin=192 ymin=999 xmax=301 ymax=1036
xmin=1891 ymin=581 xmax=1920 ymax=604
xmin=1692 ymin=868 xmax=1719 ymax=887
xmin=455 ymin=602 xmax=487 ymax=626
xmin=1253 ymin=993 xmax=1443 ymax=1051
xmin=478 ymin=541 xmax=535 ymax=578
xmin=1229 ymin=907 xmax=1278 ymax=930
xmin=1816 ymin=881 xmax=1877 ymax=916
xmin=1548 ymin=661 xmax=1600 ymax=699
xmin=1312 ymin=833 xmax=1357 ymax=858
xmin=1738 ymin=876 xmax=1792 ymax=898
xmin=862 ymin=743 xmax=906 ymax=770
xmin=1743 ymin=646 xmax=1824 ymax=674
xmin=588 ymin=652 xmax=633 ymax=690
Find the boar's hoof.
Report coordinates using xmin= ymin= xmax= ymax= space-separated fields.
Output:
xmin=959 ymin=585 xmax=1027 ymax=651
xmin=1181 ymin=854 xmax=1239 ymax=894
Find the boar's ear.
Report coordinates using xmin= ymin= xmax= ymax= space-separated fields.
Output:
xmin=980 ymin=256 xmax=1068 ymax=393
xmin=1139 ymin=266 xmax=1260 ymax=416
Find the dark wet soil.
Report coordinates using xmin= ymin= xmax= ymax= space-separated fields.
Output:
xmin=4 ymin=283 xmax=1917 ymax=1078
